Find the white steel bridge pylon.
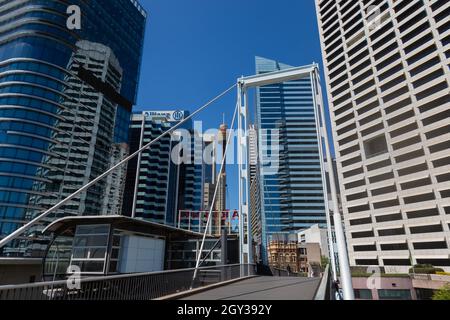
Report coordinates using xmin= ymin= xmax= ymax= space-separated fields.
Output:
xmin=237 ymin=64 xmax=354 ymax=300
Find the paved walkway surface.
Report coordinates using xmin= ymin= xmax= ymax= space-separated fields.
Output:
xmin=181 ymin=276 xmax=321 ymax=300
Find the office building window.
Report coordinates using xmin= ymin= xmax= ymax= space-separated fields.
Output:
xmin=378 ymin=289 xmax=412 ymax=300
xmin=364 ymin=134 xmax=388 ymax=159
xmin=354 ymin=289 xmax=373 ymax=300
xmin=70 ymin=224 xmax=110 ymax=274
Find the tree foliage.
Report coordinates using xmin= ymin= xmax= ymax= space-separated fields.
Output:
xmin=409 ymin=264 xmax=444 ymax=274
xmin=321 ymin=256 xmax=329 ymax=267
xmin=432 ymin=285 xmax=450 ymax=301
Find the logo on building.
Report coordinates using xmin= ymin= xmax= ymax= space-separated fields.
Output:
xmin=172 ymin=110 xmax=184 ymax=121
xmin=144 ymin=111 xmax=185 ymax=122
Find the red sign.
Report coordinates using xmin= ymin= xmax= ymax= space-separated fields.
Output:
xmin=179 ymin=210 xmax=239 ymax=221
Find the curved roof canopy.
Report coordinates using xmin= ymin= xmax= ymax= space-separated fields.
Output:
xmin=43 ymin=215 xmax=204 ymax=240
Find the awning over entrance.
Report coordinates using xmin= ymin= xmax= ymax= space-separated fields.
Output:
xmin=43 ymin=215 xmax=204 ymax=240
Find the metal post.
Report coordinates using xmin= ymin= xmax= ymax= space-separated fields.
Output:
xmin=313 ymin=67 xmax=354 ymax=300
xmin=237 ymin=81 xmax=253 ymax=276
xmin=47 ymin=242 xmax=60 ymax=300
xmin=218 ymin=211 xmax=222 ymax=236
xmin=221 ymin=227 xmax=228 ymax=265
xmin=229 ymin=210 xmax=232 ymax=235
xmin=310 ymin=71 xmax=338 ymax=282
xmin=237 ymin=82 xmax=245 ymax=273
xmin=188 ymin=211 xmax=191 ymax=232
xmin=244 ymin=87 xmax=253 ymax=268
xmin=221 ymin=227 xmax=228 ymax=281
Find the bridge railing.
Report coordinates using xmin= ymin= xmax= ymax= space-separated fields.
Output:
xmin=270 ymin=268 xmax=308 ymax=277
xmin=0 ymin=264 xmax=256 ymax=300
xmin=177 ymin=210 xmax=239 ymax=236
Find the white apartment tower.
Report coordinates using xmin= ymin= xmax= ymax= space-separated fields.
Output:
xmin=316 ymin=0 xmax=450 ymax=272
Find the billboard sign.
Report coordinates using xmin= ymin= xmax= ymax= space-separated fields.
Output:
xmin=143 ymin=110 xmax=185 ymax=122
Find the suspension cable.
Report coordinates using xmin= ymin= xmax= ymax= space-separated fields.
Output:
xmin=191 ymin=101 xmax=239 ymax=286
xmin=0 ymin=83 xmax=237 ymax=249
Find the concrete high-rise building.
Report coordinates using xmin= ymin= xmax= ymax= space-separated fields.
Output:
xmin=250 ymin=165 xmax=262 ymax=263
xmin=179 ymin=128 xmax=205 ymax=219
xmin=202 ymin=123 xmax=230 ymax=232
xmin=249 ymin=124 xmax=262 ymax=262
xmin=122 ymin=111 xmax=204 ymax=226
xmin=32 ymin=41 xmax=127 ymax=219
xmin=122 ymin=111 xmax=180 ymax=224
xmin=102 ymin=143 xmax=129 ymax=216
xmin=249 ymin=125 xmax=259 ymax=183
xmin=0 ymin=0 xmax=146 ymax=260
xmin=253 ymin=57 xmax=328 ymax=263
xmin=202 ymin=133 xmax=217 ymax=211
xmin=124 ymin=111 xmax=189 ymax=223
xmin=316 ymin=0 xmax=450 ymax=272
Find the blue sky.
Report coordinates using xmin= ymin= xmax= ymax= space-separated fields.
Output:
xmin=135 ymin=0 xmax=330 ymax=210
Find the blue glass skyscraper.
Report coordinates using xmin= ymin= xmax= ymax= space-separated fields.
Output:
xmin=254 ymin=57 xmax=327 ymax=263
xmin=0 ymin=0 xmax=147 ymax=257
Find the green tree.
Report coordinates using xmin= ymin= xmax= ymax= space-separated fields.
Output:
xmin=321 ymin=256 xmax=329 ymax=267
xmin=432 ymin=285 xmax=450 ymax=300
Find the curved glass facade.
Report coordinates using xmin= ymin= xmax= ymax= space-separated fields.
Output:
xmin=0 ymin=0 xmax=146 ymax=257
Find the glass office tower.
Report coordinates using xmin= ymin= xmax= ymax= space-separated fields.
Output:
xmin=0 ymin=0 xmax=147 ymax=258
xmin=122 ymin=111 xmax=204 ymax=226
xmin=254 ymin=57 xmax=327 ymax=263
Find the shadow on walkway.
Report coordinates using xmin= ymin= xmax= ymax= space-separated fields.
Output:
xmin=181 ymin=276 xmax=321 ymax=300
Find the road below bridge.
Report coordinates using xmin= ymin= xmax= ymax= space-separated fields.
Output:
xmin=180 ymin=276 xmax=322 ymax=300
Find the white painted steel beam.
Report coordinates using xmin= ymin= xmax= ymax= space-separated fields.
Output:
xmin=239 ymin=65 xmax=316 ymax=88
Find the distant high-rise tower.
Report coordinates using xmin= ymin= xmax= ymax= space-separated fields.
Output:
xmin=202 ymin=133 xmax=217 ymax=211
xmin=316 ymin=0 xmax=450 ymax=272
xmin=253 ymin=57 xmax=328 ymax=263
xmin=249 ymin=125 xmax=258 ymax=183
xmin=122 ymin=111 xmax=204 ymax=226
xmin=216 ymin=123 xmax=228 ymax=213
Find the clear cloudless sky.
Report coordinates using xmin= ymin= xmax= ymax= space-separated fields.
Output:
xmin=135 ymin=0 xmax=334 ymax=211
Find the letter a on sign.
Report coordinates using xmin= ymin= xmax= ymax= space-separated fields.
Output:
xmin=66 ymin=5 xmax=81 ymax=30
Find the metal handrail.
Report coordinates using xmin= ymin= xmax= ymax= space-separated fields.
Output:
xmin=0 ymin=264 xmax=256 ymax=300
xmin=314 ymin=264 xmax=330 ymax=300
xmin=0 ymin=263 xmax=244 ymax=290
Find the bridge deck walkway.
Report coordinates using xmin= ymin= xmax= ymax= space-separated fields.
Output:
xmin=180 ymin=276 xmax=321 ymax=300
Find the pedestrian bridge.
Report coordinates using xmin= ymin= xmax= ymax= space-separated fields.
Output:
xmin=178 ymin=276 xmax=322 ymax=300
xmin=0 ymin=264 xmax=329 ymax=300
